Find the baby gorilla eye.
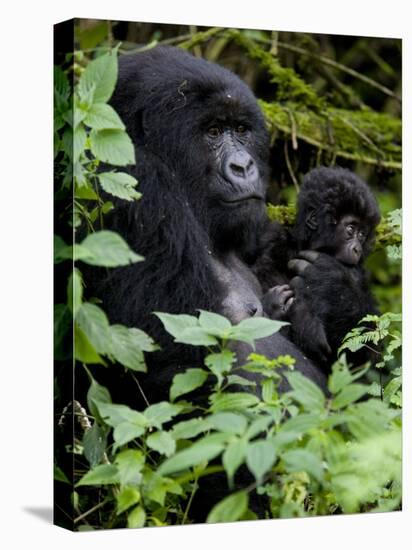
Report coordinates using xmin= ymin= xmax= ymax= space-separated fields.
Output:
xmin=346 ymin=224 xmax=355 ymax=236
xmin=207 ymin=126 xmax=220 ymax=138
xmin=236 ymin=124 xmax=247 ymax=134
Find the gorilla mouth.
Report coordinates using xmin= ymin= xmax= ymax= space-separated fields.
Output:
xmin=220 ymin=195 xmax=264 ymax=204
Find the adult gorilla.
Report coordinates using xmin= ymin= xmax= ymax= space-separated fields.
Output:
xmin=91 ymin=46 xmax=326 ymax=402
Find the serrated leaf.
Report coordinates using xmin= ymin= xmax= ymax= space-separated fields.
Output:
xmin=198 ymin=310 xmax=232 ymax=335
xmin=205 ymin=350 xmax=235 ymax=386
xmin=76 ymin=464 xmax=119 ymax=487
xmin=98 ymin=171 xmax=141 ymax=201
xmin=158 ymin=434 xmax=227 ymax=476
xmin=175 ymin=326 xmax=219 ymax=346
xmin=87 ymin=378 xmax=111 ymax=422
xmin=144 ymin=402 xmax=183 ymax=429
xmin=115 ymin=449 xmax=145 ymax=487
xmin=246 ymin=440 xmax=276 ymax=483
xmin=146 ymin=431 xmax=176 ymax=457
xmin=76 ymin=302 xmax=110 ymax=355
xmin=206 ymin=491 xmax=248 ymax=524
xmin=78 ymin=51 xmax=118 ymax=104
xmin=84 ymin=103 xmax=125 ymax=130
xmin=116 ymin=486 xmax=140 ymax=515
xmin=210 ymin=392 xmax=260 ymax=412
xmin=278 ymin=412 xmax=321 ymax=435
xmin=230 ymin=317 xmax=287 ymax=344
xmin=74 ymin=323 xmax=106 ymax=365
xmin=90 ymin=129 xmax=135 ymax=166
xmin=154 ymin=312 xmax=197 ymax=339
xmin=223 ymin=438 xmax=247 ymax=485
xmin=95 ymin=402 xmax=148 ymax=429
xmin=282 ymin=449 xmax=324 ymax=482
xmin=78 ymin=230 xmax=143 ymax=267
xmin=113 ymin=422 xmax=145 ymax=450
xmin=171 ymin=418 xmax=210 ymax=440
xmin=109 ymin=324 xmax=147 ymax=372
xmin=285 ymin=371 xmax=325 ymax=412
xmin=83 ymin=423 xmax=107 ymax=467
xmin=208 ymin=412 xmax=247 ymax=435
xmin=170 ymin=368 xmax=208 ymax=401
xmin=331 ymin=383 xmax=369 ymax=410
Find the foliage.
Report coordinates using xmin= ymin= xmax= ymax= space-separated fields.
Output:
xmin=54 ymin=22 xmax=402 ymax=530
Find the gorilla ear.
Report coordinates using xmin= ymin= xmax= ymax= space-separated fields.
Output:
xmin=306 ymin=209 xmax=318 ymax=231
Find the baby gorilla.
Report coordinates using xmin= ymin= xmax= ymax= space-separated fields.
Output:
xmin=255 ymin=166 xmax=381 ymax=367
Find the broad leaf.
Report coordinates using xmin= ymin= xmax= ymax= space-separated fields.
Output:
xmin=78 ymin=230 xmax=143 ymax=267
xmin=210 ymin=392 xmax=260 ymax=412
xmin=76 ymin=464 xmax=119 ymax=487
xmin=76 ymin=303 xmax=110 ymax=355
xmin=78 ymin=51 xmax=118 ymax=104
xmin=170 ymin=368 xmax=208 ymax=401
xmin=246 ymin=440 xmax=276 ymax=483
xmin=116 ymin=486 xmax=140 ymax=515
xmin=98 ymin=171 xmax=141 ymax=201
xmin=206 ymin=491 xmax=248 ymax=524
xmin=146 ymin=431 xmax=176 ymax=457
xmin=84 ymin=103 xmax=125 ymax=130
xmin=109 ymin=324 xmax=147 ymax=372
xmin=285 ymin=371 xmax=325 ymax=412
xmin=90 ymin=129 xmax=135 ymax=166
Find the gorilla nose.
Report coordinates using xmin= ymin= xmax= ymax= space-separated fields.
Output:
xmin=224 ymin=151 xmax=258 ymax=182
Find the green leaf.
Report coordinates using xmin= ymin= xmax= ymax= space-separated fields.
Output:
xmin=208 ymin=412 xmax=247 ymax=435
xmin=206 ymin=491 xmax=248 ymax=524
xmin=171 ymin=418 xmax=210 ymax=440
xmin=78 ymin=51 xmax=118 ymax=104
xmin=230 ymin=317 xmax=287 ymax=344
xmin=95 ymin=402 xmax=148 ymax=429
xmin=144 ymin=402 xmax=183 ymax=429
xmin=285 ymin=371 xmax=325 ymax=412
xmin=116 ymin=486 xmax=140 ymax=515
xmin=113 ymin=422 xmax=145 ymax=450
xmin=68 ymin=268 xmax=83 ymax=316
xmin=78 ymin=230 xmax=143 ymax=267
xmin=74 ymin=324 xmax=106 ymax=365
xmin=84 ymin=103 xmax=125 ymax=130
xmin=175 ymin=327 xmax=219 ymax=346
xmin=328 ymin=362 xmax=353 ymax=394
xmin=73 ymin=125 xmax=87 ymax=162
xmin=205 ymin=350 xmax=236 ymax=386
xmin=170 ymin=368 xmax=208 ymax=401
xmin=223 ymin=438 xmax=247 ymax=485
xmin=147 ymin=431 xmax=176 ymax=457
xmin=210 ymin=392 xmax=260 ymax=412
xmin=127 ymin=505 xmax=146 ymax=528
xmin=198 ymin=310 xmax=232 ymax=335
xmin=158 ymin=434 xmax=227 ymax=476
xmin=115 ymin=449 xmax=145 ymax=486
xmin=278 ymin=412 xmax=321 ymax=436
xmin=83 ymin=423 xmax=107 ymax=467
xmin=76 ymin=464 xmax=119 ymax=487
xmin=331 ymin=384 xmax=369 ymax=410
xmin=86 ymin=375 xmax=111 ymax=421
xmin=98 ymin=171 xmax=141 ymax=201
xmin=76 ymin=303 xmax=110 ymax=355
xmin=246 ymin=440 xmax=276 ymax=483
xmin=90 ymin=129 xmax=135 ymax=166
xmin=154 ymin=312 xmax=197 ymax=339
xmin=109 ymin=324 xmax=147 ymax=372
xmin=282 ymin=449 xmax=324 ymax=482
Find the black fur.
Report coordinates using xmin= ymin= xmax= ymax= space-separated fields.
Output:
xmin=85 ymin=46 xmax=327 ymax=405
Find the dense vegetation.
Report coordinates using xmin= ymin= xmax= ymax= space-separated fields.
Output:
xmin=54 ymin=20 xmax=402 ymax=530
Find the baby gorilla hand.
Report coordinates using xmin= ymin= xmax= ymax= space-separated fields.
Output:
xmin=288 ymin=250 xmax=320 ymax=275
xmin=262 ymin=284 xmax=294 ymax=320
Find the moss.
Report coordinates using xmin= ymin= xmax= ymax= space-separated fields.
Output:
xmin=261 ymin=101 xmax=401 ymax=170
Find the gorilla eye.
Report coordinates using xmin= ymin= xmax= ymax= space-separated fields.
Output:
xmin=346 ymin=224 xmax=355 ymax=236
xmin=358 ymin=230 xmax=366 ymax=241
xmin=236 ymin=125 xmax=247 ymax=134
xmin=207 ymin=126 xmax=220 ymax=138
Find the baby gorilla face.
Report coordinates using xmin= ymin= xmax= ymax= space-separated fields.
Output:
xmin=334 ymin=214 xmax=367 ymax=265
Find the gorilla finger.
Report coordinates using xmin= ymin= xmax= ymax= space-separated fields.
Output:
xmin=288 ymin=259 xmax=311 ymax=274
xmin=279 ymin=289 xmax=294 ymax=301
xmin=298 ymin=250 xmax=320 ymax=263
xmin=269 ymin=284 xmax=291 ymax=293
xmin=289 ymin=276 xmax=304 ymax=289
